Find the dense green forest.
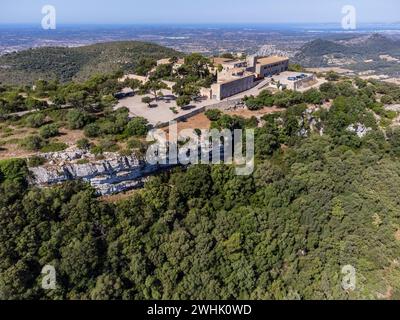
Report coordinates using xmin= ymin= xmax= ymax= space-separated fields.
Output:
xmin=0 ymin=41 xmax=182 ymax=84
xmin=2 ymin=76 xmax=400 ymax=299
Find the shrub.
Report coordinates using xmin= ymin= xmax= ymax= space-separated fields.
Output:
xmin=40 ymin=142 xmax=68 ymax=153
xmin=380 ymin=118 xmax=393 ymax=128
xmin=303 ymin=88 xmax=324 ymax=105
xmin=0 ymin=158 xmax=28 ymax=182
xmin=98 ymin=120 xmax=120 ymax=135
xmin=27 ymin=156 xmax=46 ymax=167
xmin=288 ymin=63 xmax=305 ymax=72
xmin=1 ymin=126 xmax=13 ymax=134
xmin=245 ymin=99 xmax=264 ymax=111
xmin=142 ymin=96 xmax=152 ymax=106
xmin=25 ymin=113 xmax=46 ymax=128
xmin=39 ymin=123 xmax=59 ymax=139
xmin=127 ymin=138 xmax=149 ymax=157
xmin=91 ymin=145 xmax=103 ymax=156
xmin=320 ymin=82 xmax=339 ymax=99
xmin=84 ymin=123 xmax=100 ymax=138
xmin=387 ymin=127 xmax=400 ymax=156
xmin=20 ymin=135 xmax=44 ymax=151
xmin=126 ymin=117 xmax=149 ymax=137
xmin=386 ymin=110 xmax=397 ymax=120
xmin=273 ymin=90 xmax=304 ymax=108
xmin=47 ymin=109 xmax=68 ymax=122
xmin=381 ymin=95 xmax=394 ymax=105
xmin=205 ymin=109 xmax=222 ymax=121
xmin=99 ymin=139 xmax=119 ymax=152
xmin=244 ymin=90 xmax=275 ymax=110
xmin=127 ymin=138 xmax=143 ymax=149
xmin=113 ymin=109 xmax=130 ymax=131
xmin=369 ymin=102 xmax=385 ymax=116
xmin=176 ymin=95 xmax=191 ymax=108
xmin=67 ymin=109 xmax=90 ymax=129
xmin=326 ymin=71 xmax=340 ymax=81
xmin=119 ymin=149 xmax=132 ymax=157
xmin=76 ymin=159 xmax=90 ymax=165
xmin=76 ymin=138 xmax=91 ymax=150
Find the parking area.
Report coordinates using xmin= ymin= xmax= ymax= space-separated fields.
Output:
xmin=115 ymin=89 xmax=218 ymax=127
xmin=271 ymin=71 xmax=326 ymax=92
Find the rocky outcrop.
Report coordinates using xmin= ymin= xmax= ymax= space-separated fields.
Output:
xmin=29 ymin=148 xmax=172 ymax=195
xmin=346 ymin=123 xmax=372 ymax=138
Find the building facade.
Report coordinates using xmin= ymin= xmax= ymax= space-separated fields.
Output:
xmin=208 ymin=56 xmax=291 ymax=100
xmin=211 ymin=73 xmax=255 ymax=100
xmin=254 ymin=56 xmax=289 ymax=78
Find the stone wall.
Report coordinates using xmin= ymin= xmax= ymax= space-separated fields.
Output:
xmin=205 ymin=98 xmax=244 ymax=111
xmin=155 ymin=106 xmax=207 ymax=128
xmin=154 ymin=98 xmax=246 ymax=128
xmin=293 ymin=74 xmax=317 ymax=91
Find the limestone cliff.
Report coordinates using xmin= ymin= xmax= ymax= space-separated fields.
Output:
xmin=29 ymin=148 xmax=171 ymax=195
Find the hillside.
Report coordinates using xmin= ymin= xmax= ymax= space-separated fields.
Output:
xmin=294 ymin=34 xmax=400 ymax=71
xmin=2 ymin=77 xmax=400 ymax=299
xmin=0 ymin=41 xmax=182 ymax=85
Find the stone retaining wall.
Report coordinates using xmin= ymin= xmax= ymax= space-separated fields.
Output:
xmin=155 ymin=97 xmax=245 ymax=128
xmin=204 ymin=98 xmax=244 ymax=111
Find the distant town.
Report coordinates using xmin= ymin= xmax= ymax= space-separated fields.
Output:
xmin=2 ymin=23 xmax=400 ymax=57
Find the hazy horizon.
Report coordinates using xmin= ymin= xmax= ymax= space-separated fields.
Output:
xmin=0 ymin=0 xmax=399 ymax=25
xmin=1 ymin=22 xmax=400 ymax=31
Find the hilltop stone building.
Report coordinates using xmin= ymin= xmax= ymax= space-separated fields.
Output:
xmin=151 ymin=55 xmax=311 ymax=101
xmin=210 ymin=55 xmax=290 ymax=100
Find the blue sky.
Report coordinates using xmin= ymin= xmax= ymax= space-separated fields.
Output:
xmin=0 ymin=0 xmax=398 ymax=24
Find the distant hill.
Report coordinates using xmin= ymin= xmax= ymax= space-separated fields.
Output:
xmin=294 ymin=34 xmax=400 ymax=68
xmin=0 ymin=41 xmax=182 ymax=85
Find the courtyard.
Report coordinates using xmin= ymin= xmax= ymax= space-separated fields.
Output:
xmin=115 ymin=88 xmax=219 ymax=127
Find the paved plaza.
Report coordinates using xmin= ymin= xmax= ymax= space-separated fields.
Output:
xmin=115 ymin=89 xmax=218 ymax=126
